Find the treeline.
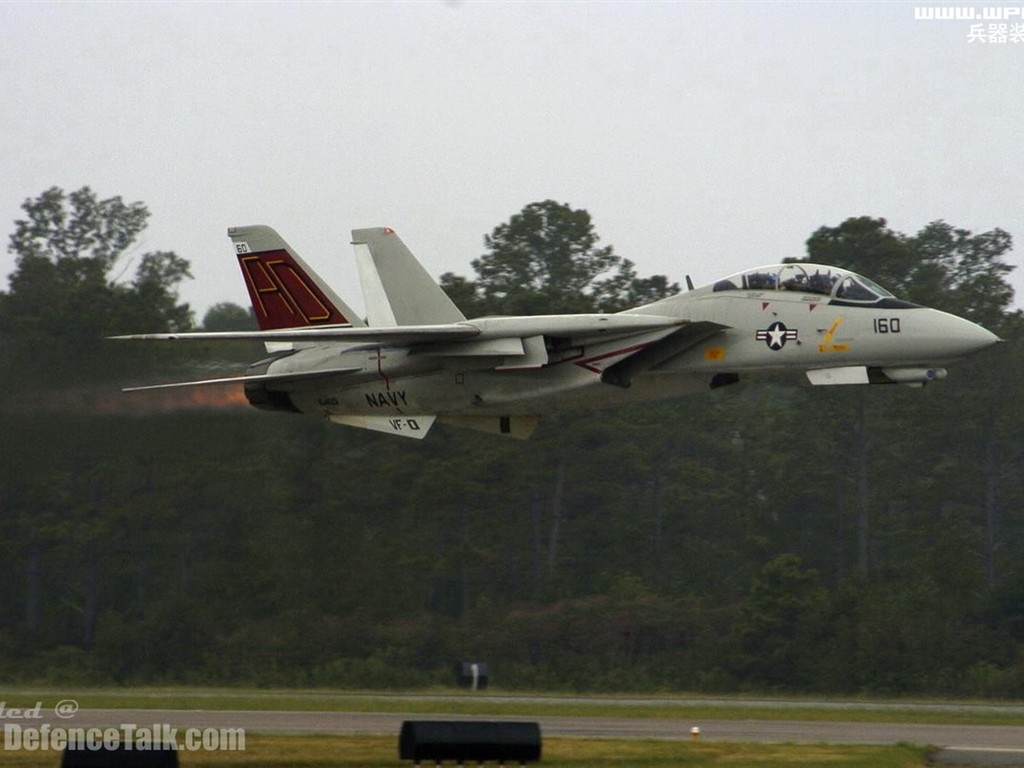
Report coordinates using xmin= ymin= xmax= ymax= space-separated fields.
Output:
xmin=1 ymin=191 xmax=1023 ymax=696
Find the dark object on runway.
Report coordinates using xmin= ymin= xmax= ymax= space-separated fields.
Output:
xmin=399 ymin=720 xmax=541 ymax=765
xmin=455 ymin=661 xmax=490 ymax=690
xmin=62 ymin=744 xmax=178 ymax=767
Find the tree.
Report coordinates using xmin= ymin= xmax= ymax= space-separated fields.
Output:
xmin=907 ymin=221 xmax=1016 ymax=329
xmin=202 ymin=302 xmax=256 ymax=331
xmin=442 ymin=200 xmax=678 ymax=316
xmin=804 ymin=216 xmax=915 ymax=294
xmin=0 ymin=186 xmax=193 ymax=347
xmin=804 ymin=216 xmax=1016 ymax=329
xmin=2 ymin=199 xmax=1022 ymax=695
xmin=733 ymin=554 xmax=830 ymax=688
xmin=803 ymin=216 xmax=1017 ymax=582
xmin=590 ymin=258 xmax=681 ymax=314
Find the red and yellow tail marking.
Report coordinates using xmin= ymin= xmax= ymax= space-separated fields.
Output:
xmin=238 ymin=250 xmax=348 ymax=330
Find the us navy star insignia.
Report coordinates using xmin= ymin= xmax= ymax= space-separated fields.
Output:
xmin=756 ymin=321 xmax=798 ymax=350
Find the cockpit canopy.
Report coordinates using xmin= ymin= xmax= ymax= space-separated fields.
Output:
xmin=710 ymin=263 xmax=896 ymax=303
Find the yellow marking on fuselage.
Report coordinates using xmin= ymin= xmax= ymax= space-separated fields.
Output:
xmin=819 ymin=316 xmax=849 ymax=353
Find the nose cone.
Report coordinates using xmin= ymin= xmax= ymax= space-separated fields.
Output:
xmin=928 ymin=309 xmax=1000 ymax=359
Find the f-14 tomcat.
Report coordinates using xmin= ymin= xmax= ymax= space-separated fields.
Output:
xmin=115 ymin=225 xmax=999 ymax=439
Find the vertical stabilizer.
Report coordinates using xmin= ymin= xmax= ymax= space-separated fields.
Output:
xmin=351 ymin=227 xmax=466 ymax=327
xmin=229 ymin=225 xmax=365 ymax=330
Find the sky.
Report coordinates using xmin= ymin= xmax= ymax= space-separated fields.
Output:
xmin=1 ymin=1 xmax=1021 ymax=322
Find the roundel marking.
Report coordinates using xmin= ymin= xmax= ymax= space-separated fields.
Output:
xmin=756 ymin=321 xmax=798 ymax=350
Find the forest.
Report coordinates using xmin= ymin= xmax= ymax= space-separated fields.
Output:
xmin=1 ymin=188 xmax=1023 ymax=697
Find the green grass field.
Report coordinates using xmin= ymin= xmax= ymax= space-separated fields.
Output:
xmin=0 ymin=734 xmax=930 ymax=767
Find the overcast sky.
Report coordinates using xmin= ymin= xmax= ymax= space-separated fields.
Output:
xmin=2 ymin=1 xmax=1021 ymax=321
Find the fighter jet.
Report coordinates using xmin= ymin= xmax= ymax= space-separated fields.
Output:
xmin=114 ymin=225 xmax=999 ymax=439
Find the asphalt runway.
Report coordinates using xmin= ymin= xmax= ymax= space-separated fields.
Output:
xmin=32 ymin=707 xmax=1024 ymax=755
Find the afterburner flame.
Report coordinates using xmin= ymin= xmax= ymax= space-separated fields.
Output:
xmin=7 ymin=383 xmax=250 ymax=416
xmin=115 ymin=385 xmax=250 ymax=414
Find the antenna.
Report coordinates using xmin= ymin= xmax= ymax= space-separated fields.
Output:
xmin=685 ymin=275 xmax=695 ymax=291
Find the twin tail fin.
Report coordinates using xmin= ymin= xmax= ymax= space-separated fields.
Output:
xmin=229 ymin=225 xmax=365 ymax=330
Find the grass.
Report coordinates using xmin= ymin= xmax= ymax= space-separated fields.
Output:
xmin=0 ymin=734 xmax=931 ymax=767
xmin=1 ymin=686 xmax=1022 ymax=726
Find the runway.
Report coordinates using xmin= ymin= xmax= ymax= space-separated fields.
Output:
xmin=33 ymin=707 xmax=1024 ymax=750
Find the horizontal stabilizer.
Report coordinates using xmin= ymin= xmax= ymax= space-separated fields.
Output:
xmin=495 ymin=335 xmax=548 ymax=370
xmin=123 ymin=366 xmax=362 ymax=392
xmin=329 ymin=414 xmax=436 ymax=439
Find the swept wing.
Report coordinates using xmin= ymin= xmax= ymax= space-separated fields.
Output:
xmin=110 ymin=324 xmax=481 ymax=344
xmin=111 ymin=313 xmax=696 ymax=346
xmin=122 ymin=366 xmax=364 ymax=393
